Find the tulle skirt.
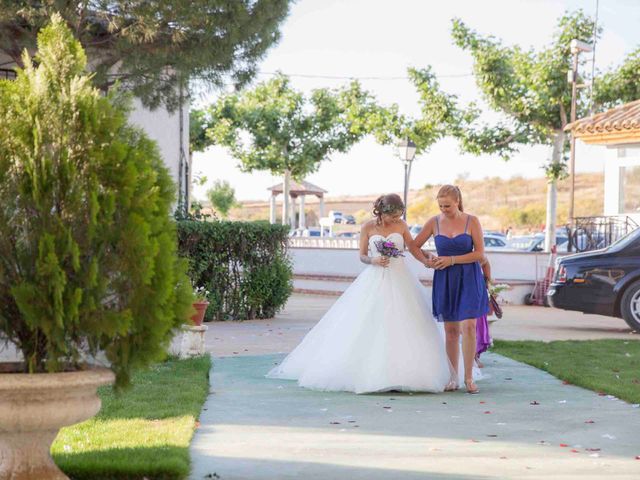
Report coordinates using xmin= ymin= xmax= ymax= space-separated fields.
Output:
xmin=267 ymin=257 xmax=456 ymax=394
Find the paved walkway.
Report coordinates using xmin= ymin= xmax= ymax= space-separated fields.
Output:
xmin=190 ymin=295 xmax=640 ymax=479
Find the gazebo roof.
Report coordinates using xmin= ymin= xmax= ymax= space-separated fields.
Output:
xmin=565 ymin=99 xmax=640 ymax=145
xmin=268 ymin=179 xmax=327 ymax=196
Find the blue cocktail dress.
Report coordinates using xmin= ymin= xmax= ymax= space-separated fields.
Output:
xmin=432 ymin=215 xmax=489 ymax=322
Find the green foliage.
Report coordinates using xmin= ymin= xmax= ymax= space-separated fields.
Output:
xmin=52 ymin=356 xmax=211 ymax=478
xmin=207 ymin=180 xmax=238 ymax=217
xmin=594 ymin=48 xmax=640 ymax=109
xmin=366 ymin=67 xmax=460 ymax=155
xmin=177 ymin=220 xmax=292 ymax=320
xmin=0 ymin=16 xmax=193 ymax=387
xmin=451 ymin=10 xmax=598 ymax=171
xmin=0 ymin=1 xmax=291 ymax=109
xmin=194 ymin=74 xmax=367 ymax=179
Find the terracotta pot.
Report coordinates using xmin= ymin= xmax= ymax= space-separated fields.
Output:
xmin=0 ymin=363 xmax=114 ymax=480
xmin=190 ymin=300 xmax=210 ymax=326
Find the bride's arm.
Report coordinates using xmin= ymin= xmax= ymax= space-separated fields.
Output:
xmin=359 ymin=222 xmax=387 ymax=266
xmin=403 ymin=223 xmax=431 ymax=267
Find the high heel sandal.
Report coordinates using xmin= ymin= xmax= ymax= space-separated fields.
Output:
xmin=444 ymin=380 xmax=459 ymax=392
xmin=465 ymin=380 xmax=480 ymax=395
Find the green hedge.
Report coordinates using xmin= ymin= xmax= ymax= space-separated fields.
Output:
xmin=177 ymin=220 xmax=293 ymax=321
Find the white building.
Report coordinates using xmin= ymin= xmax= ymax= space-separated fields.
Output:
xmin=569 ymin=99 xmax=640 ymax=225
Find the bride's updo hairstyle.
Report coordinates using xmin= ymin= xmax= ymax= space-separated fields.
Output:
xmin=373 ymin=193 xmax=405 ymax=225
xmin=437 ymin=185 xmax=464 ymax=212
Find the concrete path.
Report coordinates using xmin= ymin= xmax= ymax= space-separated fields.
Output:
xmin=190 ymin=353 xmax=640 ymax=480
xmin=190 ymin=294 xmax=640 ymax=480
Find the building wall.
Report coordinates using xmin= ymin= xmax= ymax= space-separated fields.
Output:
xmin=127 ymin=97 xmax=190 ymax=203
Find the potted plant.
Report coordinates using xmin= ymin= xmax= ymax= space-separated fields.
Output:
xmin=0 ymin=16 xmax=192 ymax=479
xmin=191 ymin=286 xmax=211 ymax=326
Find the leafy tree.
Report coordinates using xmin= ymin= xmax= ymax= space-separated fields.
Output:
xmin=366 ymin=67 xmax=459 ymax=155
xmin=197 ymin=74 xmax=369 ymax=225
xmin=450 ymin=10 xmax=597 ymax=249
xmin=0 ymin=15 xmax=192 ymax=387
xmin=208 ymin=180 xmax=238 ymax=217
xmin=594 ymin=48 xmax=640 ymax=109
xmin=0 ymin=1 xmax=291 ymax=109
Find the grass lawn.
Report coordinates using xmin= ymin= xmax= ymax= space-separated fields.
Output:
xmin=52 ymin=355 xmax=211 ymax=480
xmin=492 ymin=339 xmax=640 ymax=404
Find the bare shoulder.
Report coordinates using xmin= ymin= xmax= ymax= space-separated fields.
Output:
xmin=425 ymin=215 xmax=439 ymax=227
xmin=360 ymin=220 xmax=376 ymax=234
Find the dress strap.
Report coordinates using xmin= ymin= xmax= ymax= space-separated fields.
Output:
xmin=435 ymin=216 xmax=440 ymax=235
xmin=464 ymin=214 xmax=471 ymax=234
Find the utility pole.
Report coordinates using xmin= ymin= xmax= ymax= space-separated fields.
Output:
xmin=567 ymin=39 xmax=593 ymax=251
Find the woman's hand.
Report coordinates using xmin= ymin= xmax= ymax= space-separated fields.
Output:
xmin=372 ymin=256 xmax=390 ymax=267
xmin=432 ymin=256 xmax=454 ymax=270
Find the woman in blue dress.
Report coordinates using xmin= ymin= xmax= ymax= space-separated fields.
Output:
xmin=414 ymin=185 xmax=489 ymax=394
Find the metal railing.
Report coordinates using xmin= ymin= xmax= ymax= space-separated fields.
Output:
xmin=289 ymin=237 xmax=359 ymax=249
xmin=0 ymin=68 xmax=17 ymax=80
xmin=567 ymin=215 xmax=639 ymax=252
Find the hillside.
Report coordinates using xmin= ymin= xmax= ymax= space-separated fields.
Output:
xmin=224 ymin=172 xmax=605 ymax=232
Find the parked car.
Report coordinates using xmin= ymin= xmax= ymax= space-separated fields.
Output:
xmin=343 ymin=214 xmax=356 ymax=225
xmin=547 ymin=227 xmax=640 ymax=331
xmin=409 ymin=224 xmax=422 ymax=238
xmin=484 ymin=233 xmax=508 ymax=248
xmin=327 ymin=210 xmax=343 ymax=224
xmin=508 ymin=234 xmax=569 ymax=252
xmin=337 ymin=231 xmax=359 ymax=238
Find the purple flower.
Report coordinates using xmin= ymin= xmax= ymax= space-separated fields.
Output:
xmin=374 ymin=240 xmax=405 ymax=258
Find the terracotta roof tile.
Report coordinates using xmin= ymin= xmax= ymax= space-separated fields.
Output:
xmin=566 ymin=99 xmax=640 ymax=139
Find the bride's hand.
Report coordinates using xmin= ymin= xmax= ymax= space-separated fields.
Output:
xmin=424 ymin=254 xmax=437 ymax=268
xmin=373 ymin=256 xmax=390 ymax=267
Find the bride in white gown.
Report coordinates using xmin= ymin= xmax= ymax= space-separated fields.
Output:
xmin=267 ymin=194 xmax=456 ymax=394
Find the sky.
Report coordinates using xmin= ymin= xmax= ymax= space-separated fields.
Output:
xmin=191 ymin=0 xmax=640 ymax=202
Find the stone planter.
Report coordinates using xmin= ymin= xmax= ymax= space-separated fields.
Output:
xmin=0 ymin=363 xmax=114 ymax=480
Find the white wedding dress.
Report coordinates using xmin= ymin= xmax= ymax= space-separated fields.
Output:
xmin=267 ymin=232 xmax=456 ymax=394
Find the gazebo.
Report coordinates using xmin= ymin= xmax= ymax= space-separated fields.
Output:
xmin=267 ymin=180 xmax=327 ymax=228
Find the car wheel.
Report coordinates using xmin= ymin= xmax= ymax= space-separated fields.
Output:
xmin=620 ymin=279 xmax=640 ymax=331
xmin=524 ymin=293 xmax=534 ymax=305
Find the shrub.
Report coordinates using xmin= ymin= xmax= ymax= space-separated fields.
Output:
xmin=177 ymin=220 xmax=292 ymax=320
xmin=0 ymin=16 xmax=193 ymax=388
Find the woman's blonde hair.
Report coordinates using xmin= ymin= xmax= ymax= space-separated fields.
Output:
xmin=437 ymin=185 xmax=464 ymax=212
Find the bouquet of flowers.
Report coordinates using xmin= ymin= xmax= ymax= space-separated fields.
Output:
xmin=374 ymin=240 xmax=405 ymax=258
xmin=488 ymin=283 xmax=510 ymax=297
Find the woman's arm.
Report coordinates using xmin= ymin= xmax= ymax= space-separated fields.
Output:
xmin=359 ymin=222 xmax=388 ymax=266
xmin=432 ymin=215 xmax=485 ymax=269
xmin=480 ymin=255 xmax=493 ymax=284
xmin=403 ymin=223 xmax=431 ymax=266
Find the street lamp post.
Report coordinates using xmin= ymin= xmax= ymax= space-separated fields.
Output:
xmin=567 ymin=38 xmax=593 ymax=251
xmin=396 ymin=137 xmax=417 ymax=220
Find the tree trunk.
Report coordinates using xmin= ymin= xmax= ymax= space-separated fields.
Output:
xmin=281 ymin=169 xmax=291 ymax=227
xmin=544 ymin=131 xmax=565 ymax=252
